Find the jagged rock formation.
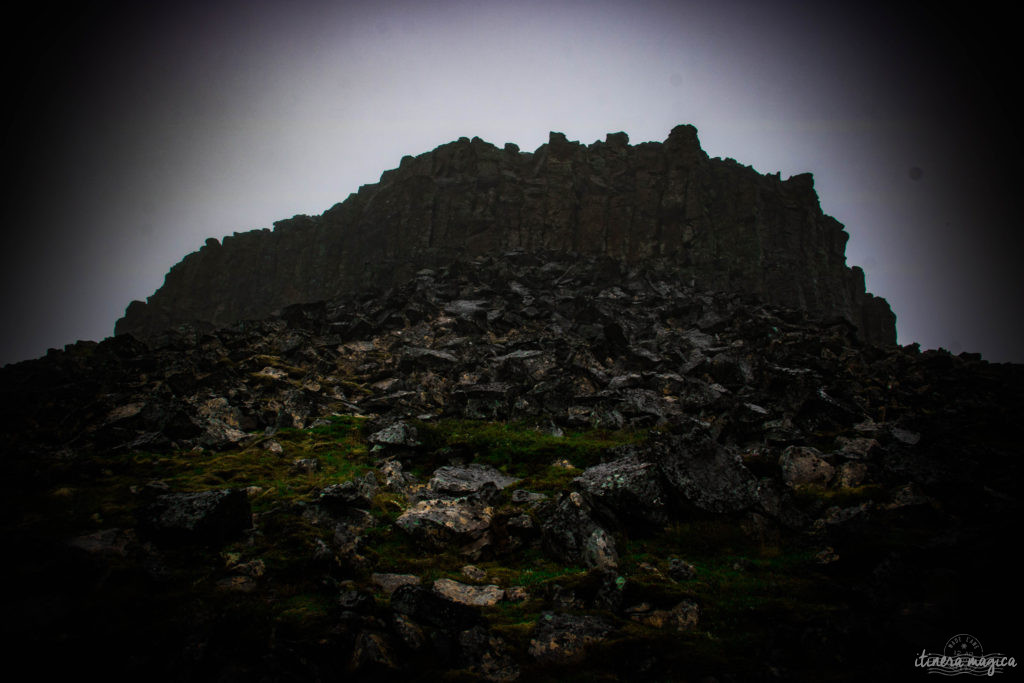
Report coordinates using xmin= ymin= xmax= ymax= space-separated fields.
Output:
xmin=115 ymin=125 xmax=896 ymax=345
xmin=1 ymin=252 xmax=1019 ymax=681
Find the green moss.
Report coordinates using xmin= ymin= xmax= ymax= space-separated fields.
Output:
xmin=308 ymin=413 xmax=370 ymax=438
xmin=85 ymin=417 xmax=376 ymax=517
xmin=466 ymin=550 xmax=585 ymax=589
xmin=368 ymin=491 xmax=407 ymax=521
xmin=511 ymin=563 xmax=587 ymax=587
xmin=486 ymin=601 xmax=545 ymax=649
xmin=527 ymin=463 xmax=583 ymax=492
xmin=413 ymin=419 xmax=645 ymax=478
xmin=792 ymin=483 xmax=884 ymax=506
xmin=659 ymin=518 xmax=756 ymax=556
xmin=277 ymin=592 xmax=332 ymax=620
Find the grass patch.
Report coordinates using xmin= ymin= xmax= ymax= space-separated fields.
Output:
xmin=6 ymin=414 xmax=378 ymax=543
xmin=277 ymin=592 xmax=333 ymax=621
xmin=308 ymin=413 xmax=370 ymax=439
xmin=413 ymin=419 xmax=645 ymax=477
xmin=477 ymin=553 xmax=587 ymax=588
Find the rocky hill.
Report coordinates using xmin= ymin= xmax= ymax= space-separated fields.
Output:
xmin=1 ymin=252 xmax=1019 ymax=681
xmin=114 ymin=126 xmax=896 ymax=346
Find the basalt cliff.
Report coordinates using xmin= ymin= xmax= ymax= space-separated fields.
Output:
xmin=115 ymin=126 xmax=896 ymax=345
xmin=4 ymin=129 xmax=1018 ymax=682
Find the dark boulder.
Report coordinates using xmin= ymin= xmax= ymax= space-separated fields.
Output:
xmin=141 ymin=489 xmax=252 ymax=546
xmin=318 ymin=472 xmax=378 ymax=511
xmin=641 ymin=431 xmax=760 ymax=514
xmin=540 ymin=492 xmax=619 ymax=570
xmin=426 ymin=464 xmax=518 ymax=499
xmin=390 ymin=584 xmax=486 ymax=633
xmin=572 ymin=453 xmax=669 ymax=527
xmin=395 ymin=495 xmax=495 ymax=554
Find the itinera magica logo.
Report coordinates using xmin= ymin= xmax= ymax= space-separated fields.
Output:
xmin=915 ymin=634 xmax=1017 ymax=676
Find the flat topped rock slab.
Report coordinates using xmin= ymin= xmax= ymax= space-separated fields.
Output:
xmin=444 ymin=300 xmax=489 ymax=317
xmin=395 ymin=498 xmax=494 ymax=550
xmin=432 ymin=578 xmax=505 ymax=607
xmin=427 ymin=463 xmax=518 ymax=498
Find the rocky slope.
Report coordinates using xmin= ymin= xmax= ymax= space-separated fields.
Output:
xmin=115 ymin=126 xmax=896 ymax=345
xmin=1 ymin=252 xmax=1018 ymax=681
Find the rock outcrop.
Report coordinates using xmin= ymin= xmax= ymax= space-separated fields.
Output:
xmin=115 ymin=125 xmax=896 ymax=345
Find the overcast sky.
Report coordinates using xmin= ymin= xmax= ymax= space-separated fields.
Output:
xmin=4 ymin=0 xmax=1021 ymax=365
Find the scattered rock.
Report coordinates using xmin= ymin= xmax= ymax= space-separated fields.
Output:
xmin=67 ymin=528 xmax=136 ymax=557
xmin=583 ymin=527 xmax=619 ymax=571
xmin=510 ymin=489 xmax=547 ymax=505
xmin=290 ymin=457 xmax=320 ymax=473
xmin=368 ymin=421 xmax=420 ymax=448
xmin=379 ymin=459 xmax=417 ymax=492
xmin=457 ymin=625 xmax=521 ymax=682
xmin=372 ymin=573 xmax=421 ymax=595
xmin=814 ymin=502 xmax=873 ymax=530
xmin=462 ymin=564 xmax=487 ymax=581
xmin=504 ymin=586 xmax=530 ymax=602
xmin=391 ymin=613 xmax=427 ymax=651
xmin=529 ymin=612 xmax=614 ymax=663
xmin=668 ymin=557 xmax=697 ymax=581
xmin=216 ymin=576 xmax=258 ymax=592
xmin=231 ymin=559 xmax=265 ymax=577
xmin=625 ymin=600 xmax=700 ymax=631
xmin=338 ymin=589 xmax=375 ymax=612
xmin=350 ymin=631 xmax=398 ymax=672
xmin=891 ymin=427 xmax=921 ymax=445
xmin=834 ymin=436 xmax=880 ymax=459
xmin=883 ymin=483 xmax=931 ymax=510
xmin=837 ymin=461 xmax=869 ymax=488
xmin=319 ymin=473 xmax=378 ymax=510
xmin=816 ymin=547 xmax=840 ymax=564
xmin=780 ymin=445 xmax=836 ymax=489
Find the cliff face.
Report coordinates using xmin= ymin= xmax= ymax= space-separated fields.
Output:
xmin=115 ymin=125 xmax=896 ymax=344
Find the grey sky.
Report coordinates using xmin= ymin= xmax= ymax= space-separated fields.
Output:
xmin=4 ymin=0 xmax=1020 ymax=365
